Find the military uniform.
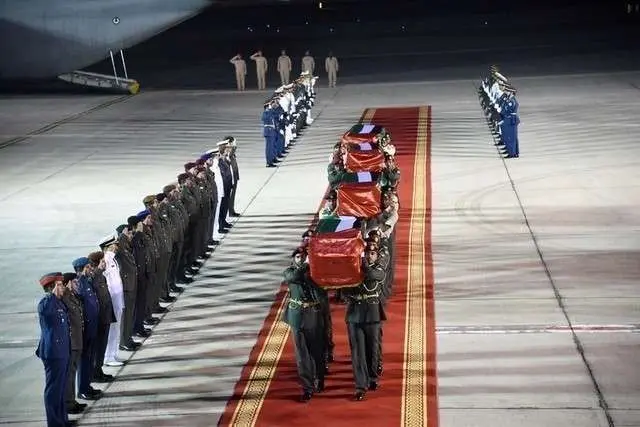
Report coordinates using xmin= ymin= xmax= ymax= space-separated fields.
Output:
xmin=61 ymin=282 xmax=84 ymax=412
xmin=115 ymin=231 xmax=138 ymax=348
xmin=342 ymin=261 xmax=386 ymax=398
xmin=72 ymin=259 xmax=104 ymax=393
xmin=89 ymin=262 xmax=116 ymax=378
xmin=282 ymin=261 xmax=325 ymax=399
xmin=228 ymin=143 xmax=240 ymax=217
xmin=36 ymin=273 xmax=70 ymax=427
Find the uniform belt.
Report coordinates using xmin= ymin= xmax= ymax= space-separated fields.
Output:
xmin=289 ymin=298 xmax=319 ymax=308
xmin=353 ymin=293 xmax=380 ymax=301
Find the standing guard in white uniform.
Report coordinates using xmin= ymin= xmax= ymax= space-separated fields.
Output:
xmin=99 ymin=235 xmax=125 ymax=367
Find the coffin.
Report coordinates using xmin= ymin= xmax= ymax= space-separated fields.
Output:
xmin=308 ymin=228 xmax=365 ymax=288
xmin=345 ymin=150 xmax=385 ymax=173
xmin=341 ymin=123 xmax=388 ymax=144
xmin=336 ymin=182 xmax=382 ymax=218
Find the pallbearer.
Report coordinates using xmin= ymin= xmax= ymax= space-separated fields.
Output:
xmin=282 ymin=247 xmax=326 ymax=402
xmin=342 ymin=247 xmax=386 ymax=401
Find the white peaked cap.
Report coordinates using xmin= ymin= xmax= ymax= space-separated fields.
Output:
xmin=98 ymin=234 xmax=117 ymax=248
xmin=205 ymin=147 xmax=219 ymax=155
xmin=216 ymin=140 xmax=229 ymax=147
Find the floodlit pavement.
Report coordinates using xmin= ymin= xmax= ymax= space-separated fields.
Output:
xmin=0 ymin=68 xmax=639 ymax=426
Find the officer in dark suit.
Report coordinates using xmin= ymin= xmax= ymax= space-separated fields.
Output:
xmin=225 ymin=136 xmax=241 ymax=217
xmin=60 ymin=272 xmax=87 ymax=415
xmin=216 ymin=141 xmax=234 ymax=232
xmin=282 ymin=247 xmax=326 ymax=402
xmin=36 ymin=272 xmax=71 ymax=427
xmin=72 ymin=258 xmax=107 ymax=397
xmin=114 ymin=224 xmax=141 ymax=351
xmin=342 ymin=247 xmax=387 ymax=401
xmin=262 ymin=101 xmax=278 ymax=167
xmin=499 ymin=85 xmax=520 ymax=158
xmin=129 ymin=215 xmax=153 ymax=338
xmin=87 ymin=251 xmax=115 ymax=384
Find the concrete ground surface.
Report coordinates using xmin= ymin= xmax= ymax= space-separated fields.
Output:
xmin=1 ymin=69 xmax=639 ymax=427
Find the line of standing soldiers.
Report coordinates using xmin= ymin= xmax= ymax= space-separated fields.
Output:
xmin=479 ymin=65 xmax=521 ymax=158
xmin=262 ymin=72 xmax=318 ymax=167
xmin=35 ymin=137 xmax=242 ymax=427
xmin=281 ymin=133 xmax=401 ymax=403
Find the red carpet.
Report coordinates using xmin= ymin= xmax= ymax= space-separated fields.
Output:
xmin=219 ymin=106 xmax=437 ymax=427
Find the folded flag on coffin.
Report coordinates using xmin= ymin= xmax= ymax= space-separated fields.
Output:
xmin=308 ymin=228 xmax=365 ymax=288
xmin=341 ymin=123 xmax=389 ymax=144
xmin=336 ymin=182 xmax=382 ymax=218
xmin=316 ymin=215 xmax=361 ymax=234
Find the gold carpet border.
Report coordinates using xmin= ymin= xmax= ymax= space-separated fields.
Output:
xmin=228 ymin=107 xmax=378 ymax=426
xmin=401 ymin=106 xmax=429 ymax=426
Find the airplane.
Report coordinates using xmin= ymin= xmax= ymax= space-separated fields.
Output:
xmin=0 ymin=0 xmax=217 ymax=90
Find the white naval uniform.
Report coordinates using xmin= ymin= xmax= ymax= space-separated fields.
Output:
xmin=285 ymin=90 xmax=297 ymax=139
xmin=210 ymin=160 xmax=225 ymax=240
xmin=278 ymin=93 xmax=292 ymax=146
xmin=103 ymin=251 xmax=124 ymax=364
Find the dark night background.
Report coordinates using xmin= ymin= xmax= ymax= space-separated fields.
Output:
xmin=7 ymin=0 xmax=640 ymax=91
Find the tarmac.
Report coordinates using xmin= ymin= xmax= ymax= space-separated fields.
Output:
xmin=1 ymin=29 xmax=639 ymax=427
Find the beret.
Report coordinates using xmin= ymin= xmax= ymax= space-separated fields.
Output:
xmin=115 ymin=224 xmax=127 ymax=235
xmin=156 ymin=193 xmax=166 ymax=202
xmin=291 ymin=247 xmax=307 ymax=258
xmin=184 ymin=162 xmax=197 ymax=171
xmin=72 ymin=257 xmax=90 ymax=271
xmin=98 ymin=234 xmax=117 ymax=248
xmin=39 ymin=272 xmax=63 ymax=287
xmin=162 ymin=184 xmax=176 ymax=195
xmin=127 ymin=215 xmax=140 ymax=228
xmin=62 ymin=272 xmax=77 ymax=284
xmin=136 ymin=209 xmax=151 ymax=220
xmin=87 ymin=251 xmax=104 ymax=265
xmin=195 ymin=158 xmax=206 ymax=166
xmin=142 ymin=195 xmax=156 ymax=206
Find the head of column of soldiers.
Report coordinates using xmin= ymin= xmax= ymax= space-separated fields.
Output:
xmin=40 ymin=272 xmax=65 ymax=297
xmin=154 ymin=193 xmax=167 ymax=209
xmin=116 ymin=223 xmax=131 ymax=241
xmin=138 ymin=210 xmax=153 ymax=228
xmin=256 ymin=50 xmax=263 ymax=56
xmin=291 ymin=247 xmax=307 ymax=267
xmin=178 ymin=172 xmax=193 ymax=189
xmin=88 ymin=251 xmax=105 ymax=271
xmin=143 ymin=194 xmax=158 ymax=212
xmin=62 ymin=272 xmax=78 ymax=294
xmin=184 ymin=162 xmax=198 ymax=176
xmin=301 ymin=229 xmax=315 ymax=247
xmin=305 ymin=50 xmax=310 ymax=56
xmin=127 ymin=215 xmax=142 ymax=234
xmin=366 ymin=231 xmax=381 ymax=246
xmin=194 ymin=159 xmax=207 ymax=176
xmin=194 ymin=166 xmax=207 ymax=181
xmin=364 ymin=245 xmax=379 ymax=266
xmin=162 ymin=184 xmax=178 ymax=201
xmin=99 ymin=235 xmax=119 ymax=253
xmin=72 ymin=257 xmax=92 ymax=277
xmin=281 ymin=49 xmax=286 ymax=56
xmin=325 ymin=191 xmax=337 ymax=211
xmin=385 ymin=155 xmax=397 ymax=170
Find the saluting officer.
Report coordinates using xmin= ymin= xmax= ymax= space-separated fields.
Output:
xmin=60 ymin=272 xmax=87 ymax=415
xmin=282 ymin=247 xmax=326 ymax=402
xmin=36 ymin=272 xmax=71 ymax=427
xmin=342 ymin=247 xmax=387 ymax=401
xmin=225 ymin=136 xmax=241 ymax=218
xmin=72 ymin=257 xmax=107 ymax=397
xmin=114 ymin=224 xmax=141 ymax=351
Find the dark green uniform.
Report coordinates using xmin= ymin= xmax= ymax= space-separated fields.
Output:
xmin=328 ymin=163 xmax=346 ymax=188
xmin=116 ymin=234 xmax=137 ymax=346
xmin=61 ymin=289 xmax=83 ymax=408
xmin=312 ymin=285 xmax=334 ymax=366
xmin=342 ymin=261 xmax=386 ymax=393
xmin=282 ymin=262 xmax=325 ymax=394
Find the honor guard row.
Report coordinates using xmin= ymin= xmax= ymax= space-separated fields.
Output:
xmin=229 ymin=49 xmax=339 ymax=91
xmin=262 ymin=71 xmax=318 ymax=167
xmin=479 ymin=65 xmax=521 ymax=158
xmin=35 ymin=137 xmax=242 ymax=427
xmin=282 ymin=125 xmax=401 ymax=403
